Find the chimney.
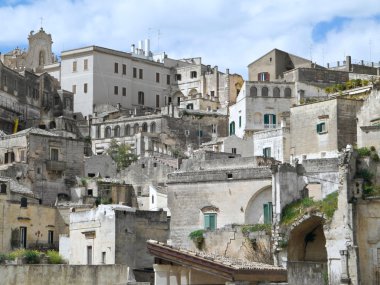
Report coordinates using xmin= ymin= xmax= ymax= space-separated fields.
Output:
xmin=144 ymin=39 xmax=150 ymax=57
xmin=131 ymin=44 xmax=135 ymax=53
xmin=226 ymin=68 xmax=229 ymax=74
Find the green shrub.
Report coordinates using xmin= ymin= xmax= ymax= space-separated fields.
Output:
xmin=24 ymin=250 xmax=40 ymax=264
xmin=0 ymin=253 xmax=8 ymax=264
xmin=371 ymin=152 xmax=380 ymax=162
xmin=189 ymin=230 xmax=205 ymax=249
xmin=356 ymin=169 xmax=374 ymax=184
xmin=357 ymin=147 xmax=371 ymax=157
xmin=46 ymin=250 xmax=64 ymax=264
xmin=242 ymin=224 xmax=271 ymax=235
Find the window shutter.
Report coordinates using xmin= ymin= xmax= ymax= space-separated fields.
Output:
xmin=204 ymin=215 xmax=210 ymax=229
xmin=209 ymin=214 xmax=216 ymax=230
xmin=267 ymin=73 xmax=270 ymax=81
xmin=258 ymin=74 xmax=261 ymax=81
xmin=264 ymin=204 xmax=269 ymax=224
xmin=272 ymin=115 xmax=276 ymax=125
xmin=264 ymin=114 xmax=269 ymax=124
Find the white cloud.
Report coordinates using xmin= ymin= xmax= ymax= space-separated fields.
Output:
xmin=0 ymin=0 xmax=379 ymax=78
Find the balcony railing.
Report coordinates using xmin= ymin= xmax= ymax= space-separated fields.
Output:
xmin=46 ymin=160 xmax=66 ymax=171
xmin=264 ymin=123 xmax=277 ymax=129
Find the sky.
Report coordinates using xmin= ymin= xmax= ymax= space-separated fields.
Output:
xmin=0 ymin=0 xmax=379 ymax=78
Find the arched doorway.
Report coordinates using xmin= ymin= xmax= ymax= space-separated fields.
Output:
xmin=244 ymin=186 xmax=272 ymax=224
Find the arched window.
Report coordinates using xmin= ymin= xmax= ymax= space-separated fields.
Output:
xmin=273 ymin=87 xmax=280 ymax=97
xmin=229 ymin=121 xmax=235 ymax=136
xmin=134 ymin=124 xmax=139 ymax=134
xmin=284 ymin=87 xmax=292 ymax=98
xmin=114 ymin=125 xmax=120 ymax=137
xmin=142 ymin=123 xmax=148 ymax=132
xmin=262 ymin=87 xmax=269 ymax=97
xmin=250 ymin=86 xmax=257 ymax=97
xmin=105 ymin=126 xmax=112 ymax=138
xmin=150 ymin=122 xmax=156 ymax=133
xmin=125 ymin=125 xmax=130 ymax=136
xmin=39 ymin=50 xmax=45 ymax=66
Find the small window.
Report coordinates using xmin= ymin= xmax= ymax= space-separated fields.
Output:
xmin=84 ymin=59 xmax=88 ymax=70
xmin=210 ymin=91 xmax=215 ymax=97
xmin=239 ymin=116 xmax=242 ymax=128
xmin=102 ymin=252 xmax=106 ymax=264
xmin=186 ymin=103 xmax=194 ymax=110
xmin=105 ymin=127 xmax=112 ymax=138
xmin=72 ymin=61 xmax=77 ymax=72
xmin=87 ymin=189 xmax=93 ymax=196
xmin=166 ymin=75 xmax=170 ymax=85
xmin=227 ymin=173 xmax=233 ymax=179
xmin=141 ymin=164 xmax=145 ymax=169
xmin=122 ymin=64 xmax=126 ymax=75
xmin=264 ymin=114 xmax=276 ymax=128
xmin=263 ymin=147 xmax=271 ymax=158
xmin=232 ymin=148 xmax=237 ymax=154
xmin=197 ymin=130 xmax=203 ymax=137
xmin=262 ymin=87 xmax=269 ymax=97
xmin=20 ymin=197 xmax=28 ymax=208
xmin=48 ymin=230 xmax=54 ymax=245
xmin=114 ymin=86 xmax=118 ymax=95
xmin=72 ymin=85 xmax=76 ymax=94
xmin=84 ymin=83 xmax=88 ymax=93
xmin=258 ymin=72 xmax=270 ymax=81
xmin=153 ymin=162 xmax=157 ymax=167
xmin=316 ymin=122 xmax=326 ymax=134
xmin=156 ymin=72 xmax=160 ymax=83
xmin=0 ymin=184 xmax=6 ymax=194
xmin=152 ymin=195 xmax=155 ymax=204
xmin=122 ymin=87 xmax=126 ymax=96
xmin=114 ymin=62 xmax=119 ymax=73
xmin=139 ymin=69 xmax=143 ymax=79
xmin=212 ymin=124 xmax=217 ymax=134
xmin=20 ymin=227 xmax=27 ymax=248
xmin=20 ymin=150 xmax=25 ymax=162
xmin=204 ymin=213 xmax=216 ymax=230
xmin=284 ymin=87 xmax=292 ymax=98
xmin=114 ymin=125 xmax=120 ymax=137
xmin=156 ymin=94 xmax=160 ymax=108
xmin=50 ymin=148 xmax=59 ymax=161
xmin=133 ymin=67 xmax=137 ymax=78
xmin=175 ymin=74 xmax=182 ymax=81
xmin=190 ymin=71 xmax=197 ymax=78
xmin=229 ymin=121 xmax=235 ymax=135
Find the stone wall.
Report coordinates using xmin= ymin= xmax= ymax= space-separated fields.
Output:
xmin=0 ymin=264 xmax=130 ymax=285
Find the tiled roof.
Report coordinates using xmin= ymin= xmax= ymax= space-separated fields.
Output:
xmin=147 ymin=240 xmax=285 ymax=272
xmin=0 ymin=176 xmax=36 ymax=197
xmin=12 ymin=128 xmax=59 ymax=137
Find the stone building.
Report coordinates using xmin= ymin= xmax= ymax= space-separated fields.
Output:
xmin=0 ymin=176 xmax=64 ymax=252
xmin=290 ymin=97 xmax=363 ymax=162
xmin=60 ymin=204 xmax=169 ymax=281
xmin=0 ymin=128 xmax=84 ymax=205
xmin=0 ymin=28 xmax=57 ymax=73
xmin=229 ymin=81 xmax=296 ymax=138
xmin=167 ymin=156 xmax=274 ymax=248
xmin=200 ymin=135 xmax=254 ymax=157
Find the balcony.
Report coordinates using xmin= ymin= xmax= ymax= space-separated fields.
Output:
xmin=264 ymin=123 xmax=277 ymax=129
xmin=46 ymin=160 xmax=66 ymax=171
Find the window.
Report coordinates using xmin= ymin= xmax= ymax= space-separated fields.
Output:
xmin=84 ymin=59 xmax=88 ymax=70
xmin=152 ymin=195 xmax=155 ymax=204
xmin=177 ymin=97 xmax=181 ymax=106
xmin=316 ymin=122 xmax=326 ymax=134
xmin=229 ymin=121 xmax=235 ymax=135
xmin=284 ymin=87 xmax=292 ymax=98
xmin=114 ymin=62 xmax=119 ymax=73
xmin=87 ymin=189 xmax=93 ymax=196
xmin=114 ymin=86 xmax=118 ymax=95
xmin=139 ymin=68 xmax=143 ymax=79
xmin=48 ymin=230 xmax=54 ymax=245
xmin=122 ymin=64 xmax=126 ymax=75
xmin=138 ymin=91 xmax=144 ymax=105
xmin=204 ymin=213 xmax=216 ymax=230
xmin=0 ymin=184 xmax=6 ymax=194
xmin=133 ymin=67 xmax=137 ymax=78
xmin=125 ymin=125 xmax=130 ymax=136
xmin=122 ymin=87 xmax=126 ymax=96
xmin=212 ymin=124 xmax=217 ymax=134
xmin=166 ymin=74 xmax=170 ymax=85
xmin=102 ymin=252 xmax=106 ymax=264
xmin=210 ymin=91 xmax=215 ymax=97
xmin=87 ymin=246 xmax=92 ymax=265
xmin=263 ymin=147 xmax=271 ymax=158
xmin=175 ymin=74 xmax=182 ymax=81
xmin=197 ymin=130 xmax=203 ymax=137
xmin=264 ymin=114 xmax=276 ymax=128
xmin=72 ymin=61 xmax=77 ymax=72
xmin=105 ymin=126 xmax=112 ymax=138
xmin=114 ymin=125 xmax=120 ymax=137
xmin=263 ymin=202 xmax=273 ymax=224
xmin=156 ymin=94 xmax=160 ymax=108
xmin=258 ymin=72 xmax=270 ymax=81
xmin=156 ymin=73 xmax=160 ymax=83
xmin=54 ymin=96 xmax=60 ymax=106
xmin=20 ymin=150 xmax=25 ymax=162
xmin=20 ymin=227 xmax=27 ymax=248
xmin=72 ymin=85 xmax=76 ymax=94
xmin=239 ymin=116 xmax=242 ymax=128
xmin=186 ymin=103 xmax=194 ymax=110
xmin=262 ymin=87 xmax=269 ymax=97
xmin=273 ymin=87 xmax=280 ymax=97
xmin=96 ymin=126 xmax=101 ymax=138
xmin=133 ymin=124 xmax=139 ymax=134
xmin=250 ymin=86 xmax=257 ymax=97
xmin=20 ymin=197 xmax=28 ymax=208
xmin=190 ymin=71 xmax=197 ymax=78
xmin=50 ymin=148 xmax=59 ymax=161
xmin=232 ymin=148 xmax=237 ymax=154
xmin=84 ymin=83 xmax=88 ymax=93
xmin=168 ymin=97 xmax=172 ymax=104
xmin=150 ymin=122 xmax=156 ymax=133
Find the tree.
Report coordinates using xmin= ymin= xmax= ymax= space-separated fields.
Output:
xmin=106 ymin=139 xmax=137 ymax=171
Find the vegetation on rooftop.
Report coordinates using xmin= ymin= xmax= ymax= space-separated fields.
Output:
xmin=0 ymin=249 xmax=65 ymax=264
xmin=280 ymin=191 xmax=338 ymax=226
xmin=356 ymin=146 xmax=379 ymax=162
xmin=241 ymin=224 xmax=272 ymax=235
xmin=324 ymin=79 xmax=369 ymax=94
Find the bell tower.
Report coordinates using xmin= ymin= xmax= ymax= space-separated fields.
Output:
xmin=25 ymin=27 xmax=53 ymax=72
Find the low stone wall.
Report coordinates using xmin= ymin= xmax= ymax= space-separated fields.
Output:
xmin=287 ymin=261 xmax=327 ymax=285
xmin=0 ymin=264 xmax=130 ymax=285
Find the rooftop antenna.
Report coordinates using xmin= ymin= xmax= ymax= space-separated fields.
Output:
xmin=309 ymin=44 xmax=313 ymax=63
xmin=369 ymin=39 xmax=372 ymax=62
xmin=39 ymin=16 xmax=43 ymax=29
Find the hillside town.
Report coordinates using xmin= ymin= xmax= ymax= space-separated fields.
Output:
xmin=0 ymin=27 xmax=379 ymax=285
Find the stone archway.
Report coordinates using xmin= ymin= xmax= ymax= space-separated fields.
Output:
xmin=287 ymin=214 xmax=328 ymax=285
xmin=244 ymin=186 xmax=272 ymax=224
